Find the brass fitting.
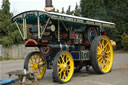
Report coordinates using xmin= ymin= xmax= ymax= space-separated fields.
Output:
xmin=44 ymin=7 xmax=54 ymax=12
xmin=110 ymin=40 xmax=116 ymax=47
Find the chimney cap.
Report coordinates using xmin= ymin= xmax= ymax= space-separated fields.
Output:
xmin=45 ymin=0 xmax=53 ymax=7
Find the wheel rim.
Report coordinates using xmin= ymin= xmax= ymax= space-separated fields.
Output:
xmin=97 ymin=37 xmax=113 ymax=73
xmin=57 ymin=52 xmax=74 ymax=82
xmin=28 ymin=53 xmax=46 ymax=79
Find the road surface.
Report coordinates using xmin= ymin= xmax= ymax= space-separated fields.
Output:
xmin=0 ymin=52 xmax=128 ymax=85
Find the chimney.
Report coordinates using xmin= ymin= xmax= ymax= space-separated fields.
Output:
xmin=44 ymin=0 xmax=54 ymax=12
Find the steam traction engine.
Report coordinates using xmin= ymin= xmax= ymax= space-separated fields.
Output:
xmin=11 ymin=10 xmax=116 ymax=83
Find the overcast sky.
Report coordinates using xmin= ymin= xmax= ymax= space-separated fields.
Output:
xmin=0 ymin=0 xmax=80 ymax=15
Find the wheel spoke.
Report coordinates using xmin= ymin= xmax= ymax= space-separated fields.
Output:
xmin=58 ymin=69 xmax=64 ymax=75
xmin=100 ymin=58 xmax=104 ymax=64
xmin=97 ymin=55 xmax=103 ymax=61
xmin=99 ymin=42 xmax=102 ymax=48
xmin=62 ymin=71 xmax=66 ymax=79
xmin=38 ymin=56 xmax=41 ymax=64
xmin=57 ymin=65 xmax=61 ymax=70
xmin=29 ymin=62 xmax=33 ymax=64
xmin=106 ymin=49 xmax=111 ymax=54
xmin=104 ymin=47 xmax=107 ymax=52
xmin=28 ymin=66 xmax=32 ymax=68
xmin=60 ymin=55 xmax=65 ymax=63
xmin=35 ymin=55 xmax=37 ymax=63
xmin=39 ymin=68 xmax=42 ymax=73
xmin=97 ymin=46 xmax=102 ymax=53
xmin=58 ymin=59 xmax=61 ymax=64
xmin=28 ymin=68 xmax=34 ymax=72
xmin=66 ymin=60 xmax=70 ymax=64
xmin=30 ymin=58 xmax=34 ymax=64
xmin=102 ymin=60 xmax=106 ymax=66
xmin=101 ymin=39 xmax=105 ymax=47
xmin=105 ymin=58 xmax=111 ymax=64
xmin=103 ymin=42 xmax=108 ymax=49
xmin=99 ymin=62 xmax=104 ymax=69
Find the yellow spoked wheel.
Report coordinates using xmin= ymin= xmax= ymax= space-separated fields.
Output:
xmin=90 ymin=36 xmax=113 ymax=74
xmin=24 ymin=51 xmax=46 ymax=79
xmin=53 ymin=51 xmax=74 ymax=83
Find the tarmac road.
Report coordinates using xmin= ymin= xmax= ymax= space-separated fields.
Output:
xmin=0 ymin=52 xmax=128 ymax=85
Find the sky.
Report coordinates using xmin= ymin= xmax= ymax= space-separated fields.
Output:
xmin=0 ymin=0 xmax=80 ymax=15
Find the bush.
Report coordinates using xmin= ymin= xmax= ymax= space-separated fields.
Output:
xmin=121 ymin=33 xmax=128 ymax=51
xmin=0 ymin=56 xmax=3 ymax=61
xmin=0 ymin=52 xmax=11 ymax=61
xmin=0 ymin=56 xmax=10 ymax=61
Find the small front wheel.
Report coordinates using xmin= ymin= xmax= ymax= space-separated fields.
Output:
xmin=53 ymin=51 xmax=74 ymax=83
xmin=24 ymin=51 xmax=46 ymax=79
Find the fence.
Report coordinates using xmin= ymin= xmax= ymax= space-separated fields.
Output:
xmin=0 ymin=44 xmax=38 ymax=59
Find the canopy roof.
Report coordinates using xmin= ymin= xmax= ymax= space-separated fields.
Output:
xmin=12 ymin=10 xmax=115 ymax=28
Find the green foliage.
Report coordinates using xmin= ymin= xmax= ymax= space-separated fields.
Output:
xmin=0 ymin=0 xmax=23 ymax=46
xmin=81 ymin=0 xmax=107 ymax=20
xmin=61 ymin=7 xmax=65 ymax=14
xmin=0 ymin=52 xmax=10 ymax=61
xmin=66 ymin=5 xmax=73 ymax=15
xmin=56 ymin=9 xmax=59 ymax=13
xmin=2 ymin=0 xmax=10 ymax=15
xmin=121 ymin=33 xmax=128 ymax=51
xmin=0 ymin=56 xmax=3 ymax=61
xmin=74 ymin=3 xmax=81 ymax=16
xmin=80 ymin=0 xmax=128 ymax=50
xmin=105 ymin=0 xmax=128 ymax=49
xmin=53 ymin=8 xmax=60 ymax=13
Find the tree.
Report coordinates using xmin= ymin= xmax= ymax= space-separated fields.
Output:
xmin=66 ymin=5 xmax=73 ymax=15
xmin=105 ymin=0 xmax=128 ymax=49
xmin=121 ymin=33 xmax=128 ymax=51
xmin=80 ymin=0 xmax=107 ymax=20
xmin=2 ymin=0 xmax=10 ymax=15
xmin=61 ymin=7 xmax=65 ymax=14
xmin=53 ymin=8 xmax=59 ymax=13
xmin=56 ymin=9 xmax=59 ymax=13
xmin=74 ymin=3 xmax=81 ymax=16
xmin=0 ymin=0 xmax=23 ymax=46
xmin=80 ymin=0 xmax=128 ymax=50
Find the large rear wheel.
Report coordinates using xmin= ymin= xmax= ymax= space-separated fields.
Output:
xmin=90 ymin=36 xmax=113 ymax=74
xmin=53 ymin=51 xmax=74 ymax=83
xmin=24 ymin=51 xmax=46 ymax=79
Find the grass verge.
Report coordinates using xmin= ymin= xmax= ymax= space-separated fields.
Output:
xmin=0 ymin=56 xmax=24 ymax=61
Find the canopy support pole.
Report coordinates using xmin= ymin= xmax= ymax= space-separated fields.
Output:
xmin=38 ymin=16 xmax=41 ymax=39
xmin=58 ymin=20 xmax=60 ymax=42
xmin=23 ymin=18 xmax=27 ymax=39
xmin=41 ymin=17 xmax=50 ymax=38
xmin=24 ymin=18 xmax=27 ymax=39
xmin=15 ymin=22 xmax=24 ymax=40
xmin=62 ymin=21 xmax=68 ymax=31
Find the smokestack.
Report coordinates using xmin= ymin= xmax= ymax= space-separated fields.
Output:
xmin=44 ymin=0 xmax=54 ymax=12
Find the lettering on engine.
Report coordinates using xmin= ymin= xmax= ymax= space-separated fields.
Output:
xmin=81 ymin=50 xmax=90 ymax=60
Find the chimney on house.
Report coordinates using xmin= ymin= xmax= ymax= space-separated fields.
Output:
xmin=44 ymin=0 xmax=54 ymax=12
